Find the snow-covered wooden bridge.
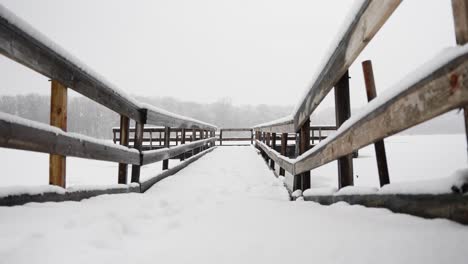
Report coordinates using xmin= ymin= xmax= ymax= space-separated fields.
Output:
xmin=1 ymin=146 xmax=468 ymax=264
xmin=1 ymin=1 xmax=468 ymax=262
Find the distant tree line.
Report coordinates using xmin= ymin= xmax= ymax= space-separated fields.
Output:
xmin=0 ymin=94 xmax=292 ymax=139
xmin=0 ymin=94 xmax=462 ymax=139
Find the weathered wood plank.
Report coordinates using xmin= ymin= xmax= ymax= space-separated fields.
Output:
xmin=140 ymin=147 xmax=216 ymax=192
xmin=0 ymin=114 xmax=140 ymax=165
xmin=145 ymin=109 xmax=216 ymax=130
xmin=162 ymin=126 xmax=170 ymax=170
xmin=220 ymin=128 xmax=253 ymax=132
xmin=362 ymin=60 xmax=390 ymax=187
xmin=295 ymin=52 xmax=468 ymax=175
xmin=49 ymin=80 xmax=67 ymax=187
xmin=131 ymin=122 xmax=144 ymax=183
xmin=0 ymin=11 xmax=145 ymax=122
xmin=0 ymin=185 xmax=140 ymax=206
xmin=118 ymin=115 xmax=130 ymax=184
xmin=334 ymin=71 xmax=354 ymax=188
xmin=303 ymin=194 xmax=468 ymax=225
xmin=256 ymin=140 xmax=294 ymax=174
xmin=254 ymin=119 xmax=295 ymax=133
xmin=293 ymin=0 xmax=401 ymax=130
xmin=142 ymin=137 xmax=216 ymax=165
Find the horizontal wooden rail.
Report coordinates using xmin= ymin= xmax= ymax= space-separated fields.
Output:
xmin=0 ymin=113 xmax=140 ymax=165
xmin=253 ymin=0 xmax=401 ymax=133
xmin=256 ymin=140 xmax=295 ymax=174
xmin=294 ymin=49 xmax=468 ymax=174
xmin=253 ymin=118 xmax=294 ymax=133
xmin=0 ymin=6 xmax=217 ymax=130
xmin=304 ymin=193 xmax=468 ymax=225
xmin=220 ymin=128 xmax=253 ymax=132
xmin=255 ymin=49 xmax=468 ymax=176
xmin=142 ymin=137 xmax=216 ymax=165
xmin=0 ymin=7 xmax=144 ymax=122
xmin=140 ymin=147 xmax=216 ymax=192
xmin=293 ymin=0 xmax=401 ymax=130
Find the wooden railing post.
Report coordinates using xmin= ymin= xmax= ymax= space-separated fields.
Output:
xmin=175 ymin=131 xmax=179 ymax=146
xmin=163 ymin=126 xmax=170 ymax=170
xmin=117 ymin=115 xmax=130 ymax=184
xmin=452 ymin=0 xmax=468 ymax=154
xmin=220 ymin=129 xmax=223 ymax=146
xmin=270 ymin=133 xmax=276 ymax=170
xmin=191 ymin=128 xmax=196 ymax=156
xmin=49 ymin=80 xmax=67 ymax=187
xmin=334 ymin=70 xmax=354 ymax=188
xmin=279 ymin=133 xmax=287 ymax=176
xmin=293 ymin=119 xmax=311 ymax=191
xmin=181 ymin=128 xmax=186 ymax=161
xmin=250 ymin=129 xmax=254 ymax=144
xmin=362 ymin=60 xmax=390 ymax=187
xmin=131 ymin=121 xmax=144 ymax=183
xmin=149 ymin=131 xmax=153 ymax=150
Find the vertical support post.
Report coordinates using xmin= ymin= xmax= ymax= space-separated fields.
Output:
xmin=310 ymin=128 xmax=314 ymax=145
xmin=251 ymin=129 xmax=254 ymax=144
xmin=149 ymin=131 xmax=153 ymax=150
xmin=113 ymin=130 xmax=117 ymax=144
xmin=362 ymin=60 xmax=390 ymax=187
xmin=279 ymin=133 xmax=287 ymax=176
xmin=334 ymin=70 xmax=354 ymax=188
xmin=159 ymin=131 xmax=162 ymax=146
xmin=293 ymin=118 xmax=311 ymax=191
xmin=181 ymin=128 xmax=186 ymax=161
xmin=176 ymin=131 xmax=179 ymax=146
xmin=452 ymin=0 xmax=468 ymax=155
xmin=117 ymin=115 xmax=130 ymax=184
xmin=270 ymin=133 xmax=276 ymax=170
xmin=220 ymin=129 xmax=223 ymax=146
xmin=163 ymin=126 xmax=170 ymax=170
xmin=191 ymin=128 xmax=196 ymax=156
xmin=131 ymin=121 xmax=144 ymax=183
xmin=49 ymin=80 xmax=67 ymax=187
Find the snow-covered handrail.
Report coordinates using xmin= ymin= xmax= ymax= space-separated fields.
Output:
xmin=252 ymin=0 xmax=401 ymax=133
xmin=256 ymin=47 xmax=468 ymax=176
xmin=0 ymin=4 xmax=216 ymax=131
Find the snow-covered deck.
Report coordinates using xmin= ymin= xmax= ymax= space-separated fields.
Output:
xmin=0 ymin=146 xmax=467 ymax=264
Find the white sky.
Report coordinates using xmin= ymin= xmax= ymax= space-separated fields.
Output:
xmin=0 ymin=0 xmax=457 ymax=109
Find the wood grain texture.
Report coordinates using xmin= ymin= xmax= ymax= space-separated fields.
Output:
xmin=0 ymin=185 xmax=141 ymax=207
xmin=293 ymin=0 xmax=401 ymax=130
xmin=303 ymin=194 xmax=468 ymax=225
xmin=0 ymin=117 xmax=140 ymax=165
xmin=146 ymin=110 xmax=216 ymax=130
xmin=0 ymin=15 xmax=144 ymax=122
xmin=142 ymin=137 xmax=216 ymax=165
xmin=49 ymin=80 xmax=67 ymax=187
xmin=255 ymin=140 xmax=294 ymax=174
xmin=295 ymin=53 xmax=468 ymax=174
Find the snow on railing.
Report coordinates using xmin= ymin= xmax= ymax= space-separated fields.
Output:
xmin=0 ymin=4 xmax=217 ymax=199
xmin=252 ymin=0 xmax=468 ymax=197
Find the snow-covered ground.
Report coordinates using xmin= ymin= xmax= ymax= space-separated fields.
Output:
xmin=0 ymin=146 xmax=467 ymax=264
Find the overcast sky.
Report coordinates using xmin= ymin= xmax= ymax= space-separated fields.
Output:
xmin=0 ymin=0 xmax=457 ymax=110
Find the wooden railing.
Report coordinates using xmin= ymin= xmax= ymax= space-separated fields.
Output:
xmin=218 ymin=128 xmax=253 ymax=145
xmin=253 ymin=0 xmax=468 ymax=193
xmin=0 ymin=5 xmax=217 ymax=201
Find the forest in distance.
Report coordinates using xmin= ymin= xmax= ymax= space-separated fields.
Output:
xmin=0 ymin=93 xmax=464 ymax=139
